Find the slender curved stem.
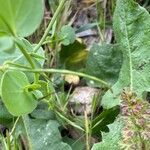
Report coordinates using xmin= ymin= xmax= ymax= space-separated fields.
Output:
xmin=34 ymin=0 xmax=67 ymax=52
xmin=5 ymin=61 xmax=31 ymax=69
xmin=15 ymin=41 xmax=39 ymax=83
xmin=10 ymin=117 xmax=20 ymax=136
xmin=8 ymin=67 xmax=111 ymax=89
xmin=16 ymin=42 xmax=35 ymax=69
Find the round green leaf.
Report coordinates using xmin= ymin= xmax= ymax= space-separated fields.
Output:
xmin=1 ymin=70 xmax=37 ymax=116
xmin=0 ymin=0 xmax=44 ymax=37
xmin=59 ymin=25 xmax=76 ymax=46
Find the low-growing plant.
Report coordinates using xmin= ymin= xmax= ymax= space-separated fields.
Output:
xmin=0 ymin=0 xmax=150 ymax=150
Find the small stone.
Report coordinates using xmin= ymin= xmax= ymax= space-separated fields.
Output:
xmin=69 ymin=86 xmax=100 ymax=115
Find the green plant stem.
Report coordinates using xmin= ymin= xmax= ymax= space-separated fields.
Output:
xmin=10 ymin=117 xmax=20 ymax=136
xmin=96 ymin=0 xmax=105 ymax=42
xmin=5 ymin=61 xmax=31 ymax=69
xmin=62 ymin=85 xmax=72 ymax=111
xmin=71 ymin=134 xmax=85 ymax=147
xmin=6 ymin=131 xmax=11 ymax=150
xmin=84 ymin=109 xmax=90 ymax=150
xmin=56 ymin=111 xmax=84 ymax=131
xmin=8 ymin=67 xmax=111 ymax=89
xmin=34 ymin=0 xmax=67 ymax=53
xmin=16 ymin=40 xmax=39 ymax=83
xmin=2 ymin=136 xmax=9 ymax=150
xmin=16 ymin=42 xmax=35 ymax=69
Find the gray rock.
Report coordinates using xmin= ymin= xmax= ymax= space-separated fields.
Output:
xmin=69 ymin=86 xmax=100 ymax=115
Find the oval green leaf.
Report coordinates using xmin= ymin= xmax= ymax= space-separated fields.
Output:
xmin=1 ymin=70 xmax=37 ymax=116
xmin=0 ymin=0 xmax=44 ymax=37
